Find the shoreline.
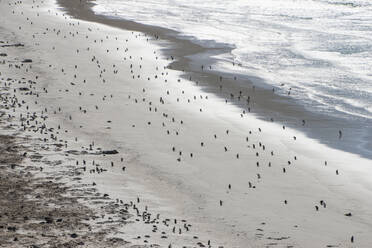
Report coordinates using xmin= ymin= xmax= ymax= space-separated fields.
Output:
xmin=57 ymin=0 xmax=372 ymax=160
xmin=0 ymin=2 xmax=232 ymax=246
xmin=2 ymin=0 xmax=372 ymax=246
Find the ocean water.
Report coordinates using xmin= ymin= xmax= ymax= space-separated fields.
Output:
xmin=93 ymin=0 xmax=372 ymax=120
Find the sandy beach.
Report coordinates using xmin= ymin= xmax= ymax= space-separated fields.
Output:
xmin=1 ymin=0 xmax=372 ymax=247
xmin=57 ymin=0 xmax=372 ymax=161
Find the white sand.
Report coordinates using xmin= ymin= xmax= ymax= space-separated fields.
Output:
xmin=1 ymin=0 xmax=372 ymax=247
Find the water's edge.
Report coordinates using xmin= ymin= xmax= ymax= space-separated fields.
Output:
xmin=57 ymin=0 xmax=372 ymax=160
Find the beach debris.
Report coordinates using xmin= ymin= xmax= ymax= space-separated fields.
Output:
xmin=0 ymin=43 xmax=24 ymax=47
xmin=22 ymin=59 xmax=33 ymax=63
xmin=102 ymin=149 xmax=119 ymax=155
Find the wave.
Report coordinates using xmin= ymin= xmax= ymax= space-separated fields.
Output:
xmin=93 ymin=0 xmax=372 ymax=120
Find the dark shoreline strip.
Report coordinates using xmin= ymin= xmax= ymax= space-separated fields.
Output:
xmin=56 ymin=0 xmax=372 ymax=159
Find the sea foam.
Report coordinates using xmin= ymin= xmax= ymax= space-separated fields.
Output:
xmin=93 ymin=0 xmax=372 ymax=120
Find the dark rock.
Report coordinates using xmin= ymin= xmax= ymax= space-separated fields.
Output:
xmin=70 ymin=233 xmax=78 ymax=238
xmin=44 ymin=217 xmax=53 ymax=224
xmin=22 ymin=59 xmax=33 ymax=63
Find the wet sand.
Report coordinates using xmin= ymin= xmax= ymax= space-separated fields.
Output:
xmin=57 ymin=0 xmax=372 ymax=160
xmin=1 ymin=0 xmax=372 ymax=247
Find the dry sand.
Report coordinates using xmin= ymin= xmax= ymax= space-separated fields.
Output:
xmin=1 ymin=0 xmax=372 ymax=247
